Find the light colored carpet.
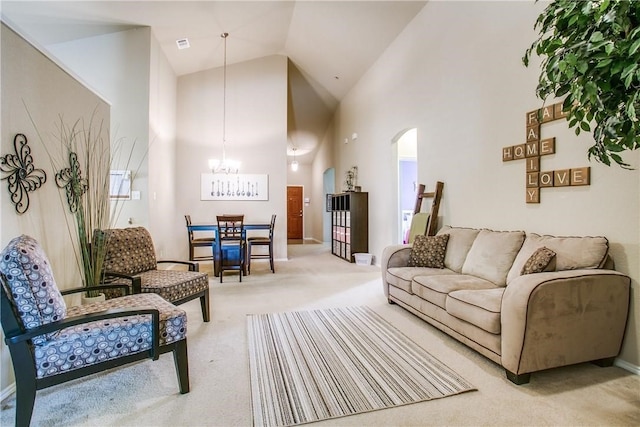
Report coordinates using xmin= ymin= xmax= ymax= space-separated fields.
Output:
xmin=1 ymin=243 xmax=639 ymax=426
xmin=247 ymin=306 xmax=475 ymax=427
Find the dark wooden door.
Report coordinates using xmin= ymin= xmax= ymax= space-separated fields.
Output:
xmin=287 ymin=186 xmax=303 ymax=239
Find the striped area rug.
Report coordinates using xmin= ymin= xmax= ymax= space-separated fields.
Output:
xmin=247 ymin=306 xmax=476 ymax=427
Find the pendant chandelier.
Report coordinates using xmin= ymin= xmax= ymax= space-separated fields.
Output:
xmin=208 ymin=32 xmax=240 ymax=174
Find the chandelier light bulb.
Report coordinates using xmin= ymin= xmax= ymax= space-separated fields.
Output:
xmin=291 ymin=147 xmax=299 ymax=172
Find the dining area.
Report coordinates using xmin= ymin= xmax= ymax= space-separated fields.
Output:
xmin=185 ymin=214 xmax=276 ymax=282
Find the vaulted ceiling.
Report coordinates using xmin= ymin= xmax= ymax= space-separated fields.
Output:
xmin=2 ymin=1 xmax=427 ymax=162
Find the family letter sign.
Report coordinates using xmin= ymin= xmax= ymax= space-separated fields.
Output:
xmin=502 ymin=101 xmax=590 ymax=203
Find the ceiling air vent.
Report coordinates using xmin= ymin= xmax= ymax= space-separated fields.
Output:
xmin=176 ymin=38 xmax=190 ymax=50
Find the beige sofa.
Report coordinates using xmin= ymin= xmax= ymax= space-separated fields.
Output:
xmin=381 ymin=226 xmax=631 ymax=384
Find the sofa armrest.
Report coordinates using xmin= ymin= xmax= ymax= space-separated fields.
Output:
xmin=501 ymin=269 xmax=630 ymax=376
xmin=380 ymin=244 xmax=412 ymax=297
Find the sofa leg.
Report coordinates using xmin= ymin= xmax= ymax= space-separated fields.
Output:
xmin=592 ymin=357 xmax=615 ymax=367
xmin=505 ymin=370 xmax=530 ymax=385
xmin=388 ymin=298 xmax=396 ymax=305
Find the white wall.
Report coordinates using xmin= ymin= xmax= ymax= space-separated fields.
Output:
xmin=46 ymin=28 xmax=152 ymax=232
xmin=148 ymin=33 xmax=178 ymax=259
xmin=176 ymin=55 xmax=288 ymax=260
xmin=332 ymin=1 xmax=640 ymax=366
xmin=310 ymin=118 xmax=336 ymax=242
xmin=45 ymin=28 xmax=183 ymax=260
xmin=0 ymin=22 xmax=111 ymax=396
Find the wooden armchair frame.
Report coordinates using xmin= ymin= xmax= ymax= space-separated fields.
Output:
xmin=1 ymin=279 xmax=189 ymax=427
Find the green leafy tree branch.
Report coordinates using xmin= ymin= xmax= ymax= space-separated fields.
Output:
xmin=523 ymin=0 xmax=640 ymax=168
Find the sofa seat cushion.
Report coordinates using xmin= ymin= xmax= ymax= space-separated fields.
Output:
xmin=462 ymin=229 xmax=525 ymax=286
xmin=507 ymin=233 xmax=609 ymax=284
xmin=386 ymin=267 xmax=456 ymax=294
xmin=446 ymin=288 xmax=504 ymax=334
xmin=412 ymin=274 xmax=497 ymax=309
xmin=437 ymin=226 xmax=480 ymax=273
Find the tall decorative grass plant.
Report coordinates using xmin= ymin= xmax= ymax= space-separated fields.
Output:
xmin=33 ymin=110 xmax=136 ymax=296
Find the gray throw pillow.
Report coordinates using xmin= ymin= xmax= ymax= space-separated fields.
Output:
xmin=408 ymin=234 xmax=450 ymax=268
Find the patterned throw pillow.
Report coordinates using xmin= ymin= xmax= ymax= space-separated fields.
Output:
xmin=408 ymin=234 xmax=450 ymax=268
xmin=521 ymin=246 xmax=556 ymax=275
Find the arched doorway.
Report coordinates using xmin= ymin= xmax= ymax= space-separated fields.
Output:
xmin=396 ymin=129 xmax=417 ymax=244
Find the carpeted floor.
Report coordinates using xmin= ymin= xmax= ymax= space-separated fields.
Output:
xmin=1 ymin=243 xmax=639 ymax=426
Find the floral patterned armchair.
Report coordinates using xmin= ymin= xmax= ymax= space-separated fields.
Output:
xmin=0 ymin=235 xmax=189 ymax=427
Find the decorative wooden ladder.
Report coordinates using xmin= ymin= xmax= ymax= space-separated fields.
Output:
xmin=412 ymin=181 xmax=444 ymax=236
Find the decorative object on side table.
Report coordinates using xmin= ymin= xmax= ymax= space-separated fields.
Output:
xmin=345 ymin=166 xmax=358 ymax=191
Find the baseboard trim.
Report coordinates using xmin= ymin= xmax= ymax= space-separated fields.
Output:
xmin=614 ymin=358 xmax=640 ymax=375
xmin=1 ymin=382 xmax=15 ymax=402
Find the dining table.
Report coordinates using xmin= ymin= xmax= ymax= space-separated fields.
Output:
xmin=187 ymin=222 xmax=271 ymax=276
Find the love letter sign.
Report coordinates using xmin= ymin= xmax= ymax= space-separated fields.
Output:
xmin=502 ymin=101 xmax=590 ymax=203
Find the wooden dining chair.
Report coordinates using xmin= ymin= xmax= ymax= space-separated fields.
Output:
xmin=185 ymin=215 xmax=215 ymax=261
xmin=247 ymin=214 xmax=276 ymax=274
xmin=215 ymin=215 xmax=245 ymax=282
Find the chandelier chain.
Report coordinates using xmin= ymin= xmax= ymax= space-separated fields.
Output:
xmin=222 ymin=32 xmax=228 ymax=159
xmin=208 ymin=32 xmax=239 ymax=174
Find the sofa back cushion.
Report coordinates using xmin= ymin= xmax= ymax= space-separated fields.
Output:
xmin=461 ymin=229 xmax=525 ymax=286
xmin=506 ymin=233 xmax=609 ymax=284
xmin=437 ymin=226 xmax=480 ymax=273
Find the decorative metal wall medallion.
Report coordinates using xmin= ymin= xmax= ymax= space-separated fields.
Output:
xmin=55 ymin=151 xmax=88 ymax=213
xmin=0 ymin=134 xmax=47 ymax=214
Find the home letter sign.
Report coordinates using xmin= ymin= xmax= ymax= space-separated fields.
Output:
xmin=502 ymin=101 xmax=591 ymax=203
